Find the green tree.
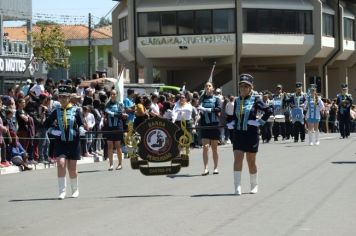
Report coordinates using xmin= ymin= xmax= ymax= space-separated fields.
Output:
xmin=30 ymin=24 xmax=70 ymax=69
xmin=94 ymin=17 xmax=111 ymax=28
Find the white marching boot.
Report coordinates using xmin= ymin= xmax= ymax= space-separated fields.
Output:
xmin=308 ymin=132 xmax=314 ymax=146
xmin=250 ymin=173 xmax=258 ymax=194
xmin=70 ymin=177 xmax=79 ymax=198
xmin=315 ymin=131 xmax=320 ymax=145
xmin=58 ymin=177 xmax=66 ymax=200
xmin=234 ymin=171 xmax=242 ymax=195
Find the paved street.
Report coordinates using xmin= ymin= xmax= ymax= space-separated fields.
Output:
xmin=1 ymin=133 xmax=356 ymax=236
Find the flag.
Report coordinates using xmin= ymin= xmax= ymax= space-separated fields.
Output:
xmin=181 ymin=82 xmax=186 ymax=93
xmin=115 ymin=68 xmax=125 ymax=104
xmin=208 ymin=62 xmax=216 ymax=83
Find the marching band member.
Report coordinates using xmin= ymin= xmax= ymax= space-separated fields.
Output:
xmin=288 ymin=82 xmax=306 ymax=142
xmin=104 ymin=90 xmax=127 ymax=171
xmin=232 ymin=74 xmax=273 ymax=195
xmin=198 ymin=82 xmax=222 ymax=176
xmin=271 ymin=84 xmax=287 ymax=141
xmin=44 ymin=85 xmax=83 ymax=200
xmin=260 ymin=91 xmax=273 ymax=143
xmin=336 ymin=84 xmax=353 ymax=139
xmin=304 ymin=85 xmax=325 ymax=145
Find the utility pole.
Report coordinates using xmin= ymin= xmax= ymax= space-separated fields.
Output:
xmin=88 ymin=13 xmax=92 ymax=80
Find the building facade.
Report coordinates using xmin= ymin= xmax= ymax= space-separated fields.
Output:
xmin=112 ymin=0 xmax=356 ymax=98
xmin=0 ymin=0 xmax=33 ymax=93
xmin=5 ymin=24 xmax=115 ymax=81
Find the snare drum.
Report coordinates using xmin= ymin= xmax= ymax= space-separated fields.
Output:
xmin=268 ymin=115 xmax=275 ymax=122
xmin=274 ymin=115 xmax=285 ymax=123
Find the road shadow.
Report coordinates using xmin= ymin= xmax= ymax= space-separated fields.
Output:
xmin=9 ymin=198 xmax=59 ymax=202
xmin=331 ymin=161 xmax=356 ymax=164
xmin=107 ymin=194 xmax=173 ymax=199
xmin=191 ymin=193 xmax=247 ymax=197
xmin=166 ymin=174 xmax=201 ymax=178
xmin=78 ymin=170 xmax=104 ymax=174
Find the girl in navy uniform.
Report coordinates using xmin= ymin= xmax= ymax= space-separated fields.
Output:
xmin=45 ymin=85 xmax=83 ymax=200
xmin=103 ymin=90 xmax=127 ymax=171
xmin=198 ymin=82 xmax=222 ymax=176
xmin=304 ymin=85 xmax=325 ymax=145
xmin=232 ymin=74 xmax=273 ymax=195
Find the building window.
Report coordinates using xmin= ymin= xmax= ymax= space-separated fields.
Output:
xmin=344 ymin=18 xmax=354 ymax=40
xmin=161 ymin=12 xmax=177 ymax=35
xmin=119 ymin=17 xmax=128 ymax=42
xmin=195 ymin=10 xmax=212 ymax=34
xmin=323 ymin=13 xmax=334 ymax=37
xmin=138 ymin=12 xmax=160 ymax=36
xmin=138 ymin=9 xmax=236 ymax=37
xmin=178 ymin=11 xmax=194 ymax=34
xmin=243 ymin=9 xmax=313 ymax=34
xmin=213 ymin=9 xmax=235 ymax=33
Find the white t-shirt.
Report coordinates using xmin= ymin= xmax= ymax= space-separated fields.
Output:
xmin=172 ymin=102 xmax=193 ymax=122
xmin=150 ymin=103 xmax=160 ymax=116
xmin=30 ymin=84 xmax=45 ymax=97
xmin=225 ymin=101 xmax=234 ymax=116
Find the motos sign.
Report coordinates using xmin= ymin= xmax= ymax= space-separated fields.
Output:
xmin=0 ymin=58 xmax=27 ymax=73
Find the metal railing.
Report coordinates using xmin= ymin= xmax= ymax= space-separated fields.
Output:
xmin=2 ymin=40 xmax=31 ymax=57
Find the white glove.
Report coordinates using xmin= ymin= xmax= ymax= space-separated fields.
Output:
xmin=227 ymin=121 xmax=235 ymax=129
xmin=51 ymin=130 xmax=62 ymax=136
xmin=247 ymin=120 xmax=260 ymax=127
xmin=198 ymin=106 xmax=212 ymax=112
xmin=247 ymin=119 xmax=266 ymax=127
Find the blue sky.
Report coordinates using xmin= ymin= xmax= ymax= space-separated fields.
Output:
xmin=5 ymin=0 xmax=119 ymax=26
xmin=33 ymin=0 xmax=119 ymax=23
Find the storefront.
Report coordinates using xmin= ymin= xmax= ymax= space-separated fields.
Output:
xmin=0 ymin=56 xmax=31 ymax=94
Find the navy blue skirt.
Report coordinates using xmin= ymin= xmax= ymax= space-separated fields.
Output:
xmin=232 ymin=126 xmax=260 ymax=153
xmin=54 ymin=136 xmax=81 ymax=160
xmin=103 ymin=126 xmax=124 ymax=142
xmin=200 ymin=128 xmax=220 ymax=140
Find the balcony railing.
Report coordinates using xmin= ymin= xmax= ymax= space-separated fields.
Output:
xmin=2 ymin=40 xmax=31 ymax=58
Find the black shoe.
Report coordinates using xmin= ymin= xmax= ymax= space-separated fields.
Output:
xmin=301 ymin=139 xmax=305 ymax=142
xmin=23 ymin=165 xmax=32 ymax=171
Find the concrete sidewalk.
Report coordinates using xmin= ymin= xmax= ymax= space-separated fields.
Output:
xmin=0 ymin=151 xmax=106 ymax=175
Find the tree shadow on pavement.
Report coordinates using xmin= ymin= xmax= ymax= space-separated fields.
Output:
xmin=9 ymin=198 xmax=59 ymax=202
xmin=166 ymin=174 xmax=201 ymax=178
xmin=78 ymin=170 xmax=104 ymax=174
xmin=191 ymin=193 xmax=241 ymax=197
xmin=107 ymin=194 xmax=174 ymax=199
xmin=331 ymin=161 xmax=356 ymax=164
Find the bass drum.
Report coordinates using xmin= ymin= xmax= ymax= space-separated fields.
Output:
xmin=274 ymin=115 xmax=285 ymax=123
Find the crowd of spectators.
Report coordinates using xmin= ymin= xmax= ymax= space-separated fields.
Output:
xmin=0 ymin=76 xmax=354 ymax=170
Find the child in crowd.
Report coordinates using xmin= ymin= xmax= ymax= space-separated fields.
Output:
xmin=9 ymin=131 xmax=32 ymax=171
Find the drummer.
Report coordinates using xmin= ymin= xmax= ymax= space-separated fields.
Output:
xmin=260 ymin=91 xmax=273 ymax=143
xmin=287 ymin=82 xmax=307 ymax=142
xmin=271 ymin=84 xmax=287 ymax=141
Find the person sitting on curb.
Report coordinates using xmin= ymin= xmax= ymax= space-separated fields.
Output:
xmin=9 ymin=131 xmax=32 ymax=171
